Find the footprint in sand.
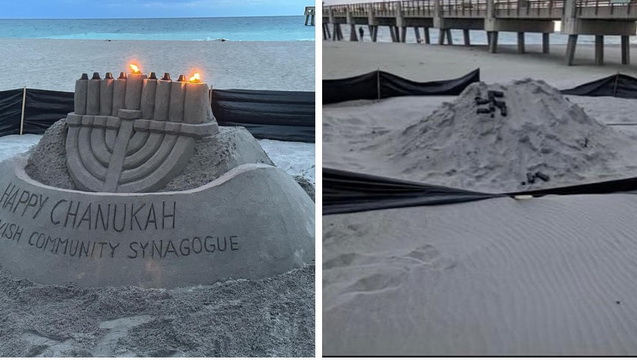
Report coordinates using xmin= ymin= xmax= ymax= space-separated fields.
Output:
xmin=347 ymin=271 xmax=404 ymax=293
xmin=404 ymin=244 xmax=457 ymax=270
xmin=324 ymin=252 xmax=378 ymax=270
xmin=406 ymin=244 xmax=441 ymax=263
xmin=21 ymin=330 xmax=80 ymax=357
xmin=92 ymin=315 xmax=154 ymax=356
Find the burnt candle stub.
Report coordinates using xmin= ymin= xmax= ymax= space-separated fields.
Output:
xmin=125 ymin=73 xmax=145 ymax=110
xmin=86 ymin=72 xmax=101 ymax=115
xmin=184 ymin=82 xmax=209 ymax=124
xmin=100 ymin=74 xmax=114 ymax=116
xmin=154 ymin=76 xmax=172 ymax=121
xmin=112 ymin=72 xmax=127 ymax=116
xmin=74 ymin=73 xmax=89 ymax=115
xmin=168 ymin=76 xmax=187 ymax=122
xmin=141 ymin=77 xmax=158 ymax=119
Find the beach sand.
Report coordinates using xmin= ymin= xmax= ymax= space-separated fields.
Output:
xmin=0 ymin=39 xmax=314 ymax=92
xmin=0 ymin=38 xmax=315 ymax=356
xmin=323 ymin=41 xmax=637 ymax=355
xmin=324 ymin=41 xmax=637 ymax=88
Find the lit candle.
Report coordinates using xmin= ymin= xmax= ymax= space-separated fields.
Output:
xmin=140 ymin=72 xmax=158 ymax=119
xmin=112 ymin=72 xmax=127 ymax=116
xmin=125 ymin=64 xmax=145 ymax=110
xmin=154 ymin=73 xmax=172 ymax=121
xmin=183 ymin=72 xmax=209 ymax=124
xmin=86 ymin=72 xmax=101 ymax=115
xmin=100 ymin=72 xmax=114 ymax=116
xmin=74 ymin=73 xmax=88 ymax=115
xmin=168 ymin=74 xmax=187 ymax=122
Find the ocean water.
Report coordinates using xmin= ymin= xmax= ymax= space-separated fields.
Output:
xmin=0 ymin=16 xmax=314 ymax=41
xmin=333 ymin=23 xmax=632 ymax=45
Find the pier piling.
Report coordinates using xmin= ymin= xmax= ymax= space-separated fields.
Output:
xmin=595 ymin=35 xmax=604 ymax=65
xmin=622 ymin=35 xmax=630 ymax=64
xmin=304 ymin=6 xmax=315 ymax=26
xmin=517 ymin=32 xmax=525 ymax=54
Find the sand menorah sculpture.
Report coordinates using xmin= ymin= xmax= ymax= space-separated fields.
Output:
xmin=0 ymin=63 xmax=314 ymax=288
xmin=66 ymin=65 xmax=218 ymax=193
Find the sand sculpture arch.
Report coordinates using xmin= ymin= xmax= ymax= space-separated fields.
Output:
xmin=66 ymin=69 xmax=218 ymax=193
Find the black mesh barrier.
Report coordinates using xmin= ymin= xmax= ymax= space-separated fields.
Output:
xmin=323 ymin=167 xmax=637 ymax=215
xmin=561 ymin=73 xmax=637 ymax=98
xmin=323 ymin=69 xmax=481 ymax=105
xmin=0 ymin=87 xmax=314 ymax=143
xmin=211 ymin=89 xmax=315 ymax=143
xmin=379 ymin=68 xmax=481 ymax=98
xmin=323 ymin=71 xmax=380 ymax=105
xmin=23 ymin=89 xmax=74 ymax=135
xmin=323 ymin=167 xmax=500 ymax=215
xmin=0 ymin=89 xmax=24 ymax=137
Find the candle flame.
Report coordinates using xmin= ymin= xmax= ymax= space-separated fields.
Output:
xmin=189 ymin=73 xmax=201 ymax=83
xmin=129 ymin=64 xmax=141 ymax=74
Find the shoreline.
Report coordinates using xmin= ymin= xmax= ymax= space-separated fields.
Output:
xmin=2 ymin=38 xmax=315 ymax=42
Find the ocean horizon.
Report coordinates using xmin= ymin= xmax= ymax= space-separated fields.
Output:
xmin=0 ymin=16 xmax=315 ymax=42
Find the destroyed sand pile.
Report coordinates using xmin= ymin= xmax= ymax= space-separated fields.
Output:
xmin=366 ymin=79 xmax=637 ymax=193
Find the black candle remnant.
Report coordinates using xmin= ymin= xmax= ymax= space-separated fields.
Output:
xmin=105 ymin=72 xmax=114 ymax=80
xmin=535 ymin=172 xmax=550 ymax=182
xmin=162 ymin=73 xmax=171 ymax=81
xmin=526 ymin=172 xmax=536 ymax=184
xmin=475 ymin=89 xmax=507 ymax=117
xmin=118 ymin=72 xmax=127 ymax=80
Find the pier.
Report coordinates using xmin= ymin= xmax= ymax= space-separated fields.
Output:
xmin=323 ymin=0 xmax=637 ymax=65
xmin=305 ymin=6 xmax=316 ymax=26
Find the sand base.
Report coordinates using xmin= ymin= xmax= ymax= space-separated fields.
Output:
xmin=0 ymin=263 xmax=313 ymax=357
xmin=323 ymin=41 xmax=637 ymax=89
xmin=324 ymin=194 xmax=637 ymax=355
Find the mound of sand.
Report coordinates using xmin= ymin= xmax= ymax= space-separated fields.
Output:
xmin=378 ymin=79 xmax=637 ymax=193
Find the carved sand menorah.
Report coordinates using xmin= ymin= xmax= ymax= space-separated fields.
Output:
xmin=66 ymin=65 xmax=218 ymax=193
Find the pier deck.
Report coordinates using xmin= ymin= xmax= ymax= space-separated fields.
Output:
xmin=323 ymin=0 xmax=637 ymax=65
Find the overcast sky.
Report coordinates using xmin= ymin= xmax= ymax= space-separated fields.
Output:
xmin=0 ymin=0 xmax=307 ymax=19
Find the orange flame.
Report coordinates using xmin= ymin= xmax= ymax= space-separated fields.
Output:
xmin=129 ymin=64 xmax=141 ymax=74
xmin=189 ymin=72 xmax=201 ymax=83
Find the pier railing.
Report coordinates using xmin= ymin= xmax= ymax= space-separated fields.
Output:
xmin=329 ymin=4 xmax=350 ymax=17
xmin=576 ymin=0 xmax=637 ymax=18
xmin=440 ymin=0 xmax=488 ymax=17
xmin=324 ymin=1 xmax=435 ymax=18
xmin=370 ymin=1 xmax=401 ymax=17
xmin=349 ymin=3 xmax=371 ymax=16
xmin=493 ymin=0 xmax=565 ymax=18
xmin=402 ymin=0 xmax=436 ymax=17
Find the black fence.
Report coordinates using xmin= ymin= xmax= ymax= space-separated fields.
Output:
xmin=560 ymin=73 xmax=637 ymax=98
xmin=323 ymin=68 xmax=481 ymax=104
xmin=0 ymin=88 xmax=315 ymax=143
xmin=324 ymin=167 xmax=637 ymax=215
